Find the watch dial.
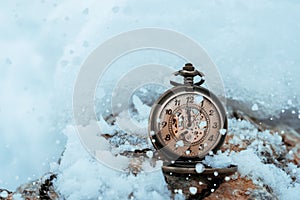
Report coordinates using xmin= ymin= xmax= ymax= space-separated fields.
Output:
xmin=150 ymin=89 xmax=226 ymax=159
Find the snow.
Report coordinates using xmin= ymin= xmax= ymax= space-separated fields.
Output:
xmin=0 ymin=191 xmax=8 ymax=198
xmin=251 ymin=104 xmax=259 ymax=111
xmin=176 ymin=140 xmax=184 ymax=147
xmin=195 ymin=96 xmax=203 ymax=104
xmin=214 ymin=171 xmax=219 ymax=177
xmin=224 ymin=176 xmax=231 ymax=182
xmin=204 ymin=151 xmax=233 ymax=168
xmin=219 ymin=129 xmax=227 ymax=135
xmin=54 ymin=125 xmax=170 ymax=200
xmin=146 ymin=151 xmax=154 ymax=158
xmin=199 ymin=121 xmax=207 ymax=128
xmin=189 ymin=187 xmax=197 ymax=195
xmin=0 ymin=0 xmax=299 ymax=199
xmin=12 ymin=194 xmax=22 ymax=200
xmin=98 ymin=115 xmax=118 ymax=135
xmin=195 ymin=163 xmax=205 ymax=174
xmin=132 ymin=95 xmax=152 ymax=124
xmin=203 ymin=118 xmax=300 ymax=200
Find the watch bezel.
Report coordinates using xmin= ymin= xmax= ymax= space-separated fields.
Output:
xmin=148 ymin=85 xmax=227 ymax=162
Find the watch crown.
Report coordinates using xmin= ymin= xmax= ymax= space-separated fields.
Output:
xmin=170 ymin=63 xmax=205 ymax=87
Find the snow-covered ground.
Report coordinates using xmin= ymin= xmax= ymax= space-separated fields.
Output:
xmin=1 ymin=0 xmax=300 ymax=198
xmin=52 ymin=118 xmax=300 ymax=200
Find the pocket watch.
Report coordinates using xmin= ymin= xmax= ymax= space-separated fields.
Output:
xmin=148 ymin=63 xmax=237 ymax=199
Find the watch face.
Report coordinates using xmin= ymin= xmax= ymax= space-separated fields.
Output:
xmin=149 ymin=86 xmax=227 ymax=160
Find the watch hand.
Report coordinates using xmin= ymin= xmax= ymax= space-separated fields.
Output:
xmin=179 ymin=130 xmax=191 ymax=142
xmin=187 ymin=107 xmax=192 ymax=127
xmin=182 ymin=130 xmax=188 ymax=135
xmin=190 ymin=110 xmax=201 ymax=126
xmin=178 ymin=130 xmax=186 ymax=139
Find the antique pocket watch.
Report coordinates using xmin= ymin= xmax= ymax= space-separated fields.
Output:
xmin=148 ymin=63 xmax=237 ymax=199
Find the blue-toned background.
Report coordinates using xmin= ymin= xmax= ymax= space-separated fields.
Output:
xmin=1 ymin=0 xmax=299 ymax=191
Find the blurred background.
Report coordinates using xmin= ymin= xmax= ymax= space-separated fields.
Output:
xmin=0 ymin=0 xmax=299 ymax=190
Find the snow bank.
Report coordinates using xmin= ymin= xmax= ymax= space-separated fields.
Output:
xmin=203 ymin=119 xmax=300 ymax=200
xmin=54 ymin=126 xmax=170 ymax=200
xmin=52 ymin=118 xmax=300 ymax=199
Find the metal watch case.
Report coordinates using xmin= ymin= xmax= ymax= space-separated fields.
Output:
xmin=148 ymin=63 xmax=227 ymax=162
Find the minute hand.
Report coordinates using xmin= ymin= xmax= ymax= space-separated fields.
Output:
xmin=190 ymin=110 xmax=201 ymax=125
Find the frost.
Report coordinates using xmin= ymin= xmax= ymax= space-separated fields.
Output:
xmin=195 ymin=163 xmax=205 ymax=173
xmin=189 ymin=187 xmax=197 ymax=195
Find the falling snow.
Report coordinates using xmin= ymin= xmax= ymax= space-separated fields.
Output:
xmin=195 ymin=163 xmax=205 ymax=174
xmin=0 ymin=1 xmax=300 ymax=200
